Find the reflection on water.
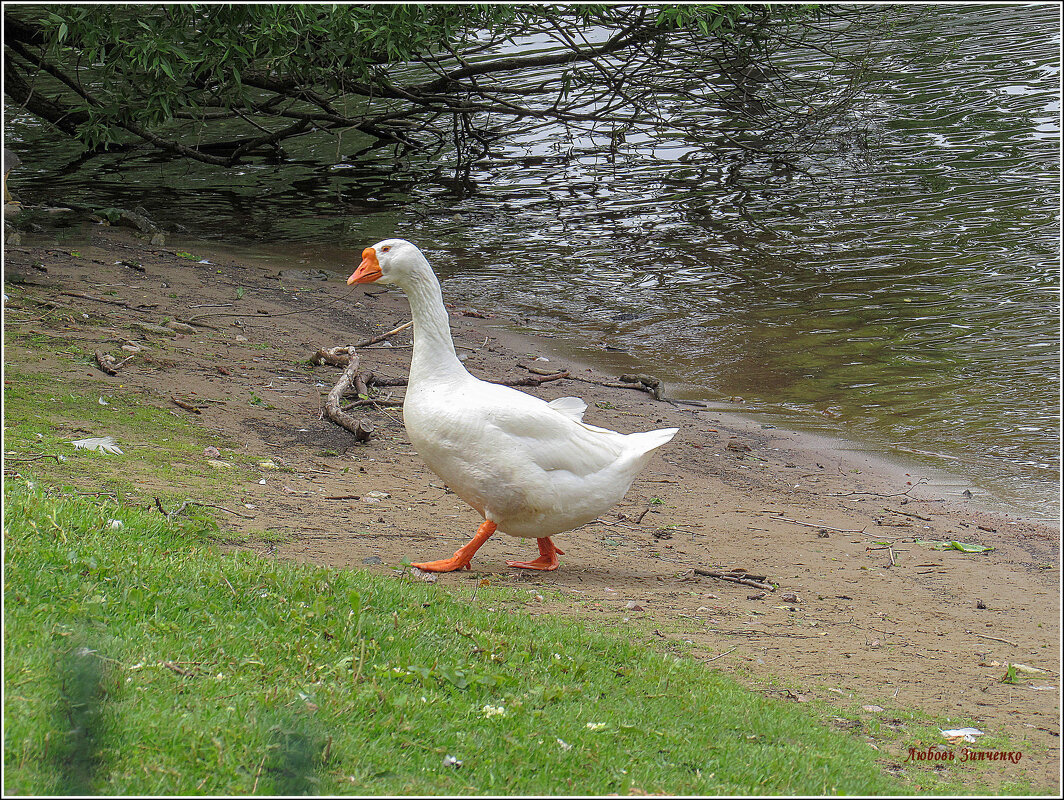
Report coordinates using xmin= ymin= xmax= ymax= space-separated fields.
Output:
xmin=5 ymin=6 xmax=1059 ymax=517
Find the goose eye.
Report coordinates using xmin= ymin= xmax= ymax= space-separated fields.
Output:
xmin=381 ymin=246 xmax=391 ymax=252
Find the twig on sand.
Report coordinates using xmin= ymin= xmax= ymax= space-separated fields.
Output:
xmin=772 ymin=515 xmax=867 ymax=534
xmin=832 ymin=478 xmax=929 ymax=499
xmin=354 ymin=320 xmax=414 ymax=348
xmin=687 ymin=568 xmax=777 ymax=591
xmin=969 ymin=632 xmax=1018 ymax=647
xmin=490 ymin=371 xmax=570 ymax=387
xmin=704 ymin=647 xmax=738 ymax=662
xmin=170 ymin=396 xmax=202 ymax=414
xmin=60 ymin=290 xmax=154 ymax=313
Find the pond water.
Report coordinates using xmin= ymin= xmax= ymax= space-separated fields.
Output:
xmin=5 ymin=5 xmax=1060 ymax=518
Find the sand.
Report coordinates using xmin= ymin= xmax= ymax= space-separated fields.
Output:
xmin=4 ymin=225 xmax=1059 ymax=790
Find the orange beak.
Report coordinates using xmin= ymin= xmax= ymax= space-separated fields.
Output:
xmin=348 ymin=247 xmax=382 ymax=285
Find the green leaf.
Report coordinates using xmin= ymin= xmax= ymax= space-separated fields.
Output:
xmin=947 ymin=541 xmax=994 ymax=553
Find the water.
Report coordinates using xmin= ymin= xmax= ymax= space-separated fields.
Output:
xmin=4 ymin=6 xmax=1059 ymax=518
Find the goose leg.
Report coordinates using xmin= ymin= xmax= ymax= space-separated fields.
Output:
xmin=412 ymin=520 xmax=497 ymax=572
xmin=506 ymin=537 xmax=565 ymax=571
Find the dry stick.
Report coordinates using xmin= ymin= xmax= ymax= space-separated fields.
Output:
xmin=355 ymin=319 xmax=414 ymax=347
xmin=693 ymin=569 xmax=776 ymax=591
xmin=883 ymin=507 xmax=933 ymax=522
xmin=60 ymin=290 xmax=155 ymax=313
xmin=343 ymin=398 xmax=404 ymax=409
xmin=971 ymin=632 xmax=1019 ymax=647
xmin=774 ymin=516 xmax=868 ymax=534
xmin=491 ymin=370 xmax=571 ymax=387
xmin=191 ymin=500 xmax=257 ymax=520
xmin=251 ymin=753 xmax=268 ymax=794
xmin=324 ymin=350 xmax=373 ymax=442
xmin=171 ymin=396 xmax=202 ymax=414
xmin=704 ymin=647 xmax=738 ymax=663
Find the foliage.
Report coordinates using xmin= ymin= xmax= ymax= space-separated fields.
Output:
xmin=4 ymin=3 xmax=881 ymax=171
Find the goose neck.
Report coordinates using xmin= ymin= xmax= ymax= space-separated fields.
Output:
xmin=401 ymin=269 xmax=465 ymax=382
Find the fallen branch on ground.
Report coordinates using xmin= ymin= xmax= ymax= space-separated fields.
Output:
xmin=772 ymin=515 xmax=868 ymax=534
xmin=5 ymin=453 xmax=65 ymax=463
xmin=323 ymin=349 xmax=374 ymax=442
xmin=61 ymin=290 xmax=154 ymax=313
xmin=688 ymin=568 xmax=777 ymax=591
xmin=354 ymin=320 xmax=414 ymax=348
xmin=492 ymin=370 xmax=570 ymax=387
xmin=153 ymin=497 xmax=257 ymax=519
xmin=170 ymin=396 xmax=202 ymax=414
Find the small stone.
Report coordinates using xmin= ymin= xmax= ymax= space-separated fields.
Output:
xmin=780 ymin=592 xmax=801 ymax=603
xmin=130 ymin=321 xmax=178 ymax=337
xmin=362 ymin=556 xmax=383 ymax=565
xmin=165 ymin=320 xmax=197 ymax=334
xmin=203 ymin=446 xmax=221 ymax=458
xmin=976 ymin=598 xmax=987 ymax=609
xmin=625 ymin=600 xmax=644 ymax=611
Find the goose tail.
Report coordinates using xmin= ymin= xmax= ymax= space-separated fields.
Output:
xmin=627 ymin=427 xmax=679 ymax=456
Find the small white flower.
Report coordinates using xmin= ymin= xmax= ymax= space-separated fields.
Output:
xmin=481 ymin=704 xmax=506 ymax=718
xmin=585 ymin=722 xmax=607 ymax=731
xmin=557 ymin=738 xmax=572 ymax=751
xmin=442 ymin=754 xmax=462 ymax=768
xmin=105 ymin=519 xmax=124 ymax=530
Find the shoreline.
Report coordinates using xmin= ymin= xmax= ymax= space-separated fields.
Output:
xmin=3 ymin=225 xmax=1060 ymax=790
xmin=187 ymin=233 xmax=1059 ymax=527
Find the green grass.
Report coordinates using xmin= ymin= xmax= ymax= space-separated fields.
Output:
xmin=3 ymin=369 xmax=257 ymax=505
xmin=4 ymin=482 xmax=906 ymax=795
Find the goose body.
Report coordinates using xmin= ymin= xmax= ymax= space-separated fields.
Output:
xmin=348 ymin=239 xmax=678 ymax=571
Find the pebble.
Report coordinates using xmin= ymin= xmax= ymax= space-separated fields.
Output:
xmin=130 ymin=321 xmax=177 ymax=337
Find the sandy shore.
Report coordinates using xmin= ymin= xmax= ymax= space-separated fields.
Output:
xmin=4 ymin=225 xmax=1059 ymax=790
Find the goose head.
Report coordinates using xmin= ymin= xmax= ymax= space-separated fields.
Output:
xmin=347 ymin=238 xmax=426 ymax=287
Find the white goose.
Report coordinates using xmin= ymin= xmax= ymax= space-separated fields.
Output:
xmin=347 ymin=239 xmax=678 ymax=572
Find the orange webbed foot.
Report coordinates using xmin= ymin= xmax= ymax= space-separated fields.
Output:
xmin=411 ymin=557 xmax=473 ymax=572
xmin=507 ymin=537 xmax=564 ymax=571
xmin=413 ymin=520 xmax=497 ymax=573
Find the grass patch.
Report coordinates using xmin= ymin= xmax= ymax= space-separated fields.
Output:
xmin=4 ymin=482 xmax=906 ymax=795
xmin=3 ymin=369 xmax=256 ymax=505
xmin=544 ymin=591 xmax=1047 ymax=795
